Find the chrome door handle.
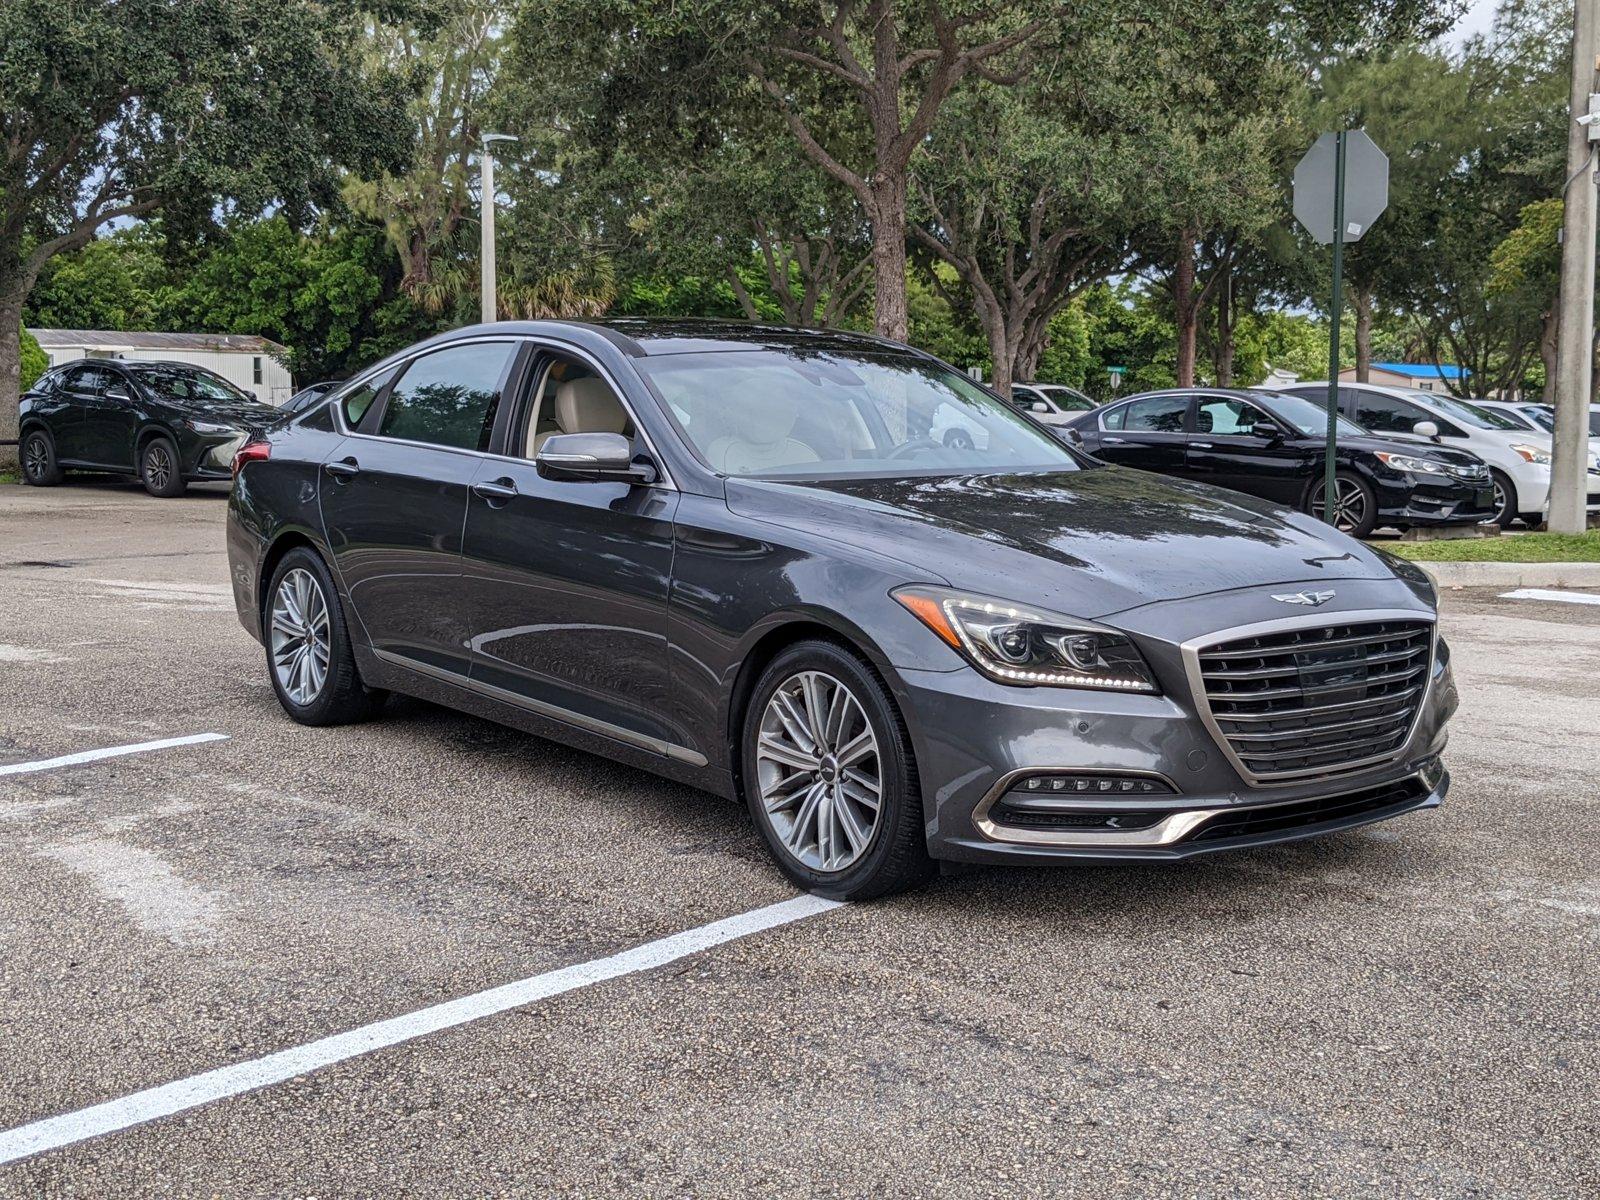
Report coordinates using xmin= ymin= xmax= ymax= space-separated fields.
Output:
xmin=1191 ymin=442 xmax=1214 ymax=449
xmin=324 ymin=458 xmax=359 ymax=479
xmin=472 ymin=477 xmax=518 ymax=502
xmin=1102 ymin=436 xmax=1127 ymax=444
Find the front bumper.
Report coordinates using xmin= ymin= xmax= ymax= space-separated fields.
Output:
xmin=1374 ymin=475 xmax=1496 ymax=526
xmin=895 ymin=582 xmax=1456 ymax=865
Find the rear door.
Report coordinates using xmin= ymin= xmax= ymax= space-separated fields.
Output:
xmin=1090 ymin=394 xmax=1191 ymax=473
xmin=52 ymin=364 xmax=112 ymax=462
xmin=318 ymin=339 xmax=522 ymax=678
xmin=1188 ymin=395 xmax=1315 ymax=504
xmin=458 ymin=346 xmax=681 ymax=752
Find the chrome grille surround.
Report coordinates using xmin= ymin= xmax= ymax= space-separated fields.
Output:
xmin=1181 ymin=609 xmax=1436 ymax=787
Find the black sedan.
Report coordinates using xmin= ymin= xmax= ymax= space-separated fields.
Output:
xmin=19 ymin=359 xmax=284 ymax=497
xmin=1064 ymin=388 xmax=1496 ymax=537
xmin=226 ymin=321 xmax=1455 ymax=899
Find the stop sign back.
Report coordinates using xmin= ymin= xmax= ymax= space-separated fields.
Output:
xmin=1293 ymin=130 xmax=1389 ymax=244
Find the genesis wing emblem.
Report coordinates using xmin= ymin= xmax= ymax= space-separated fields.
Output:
xmin=1271 ymin=590 xmax=1336 ymax=607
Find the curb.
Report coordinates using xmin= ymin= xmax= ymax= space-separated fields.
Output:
xmin=1420 ymin=561 xmax=1600 ymax=589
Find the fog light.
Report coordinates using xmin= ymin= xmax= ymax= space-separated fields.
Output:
xmin=1013 ymin=772 xmax=1173 ymax=796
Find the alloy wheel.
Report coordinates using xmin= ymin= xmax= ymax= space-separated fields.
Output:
xmin=270 ymin=568 xmax=331 ymax=706
xmin=145 ymin=444 xmax=173 ymax=492
xmin=755 ymin=670 xmax=882 ymax=873
xmin=1311 ymin=477 xmax=1367 ymax=533
xmin=23 ymin=436 xmax=48 ymax=481
xmin=1491 ymin=479 xmax=1510 ymax=525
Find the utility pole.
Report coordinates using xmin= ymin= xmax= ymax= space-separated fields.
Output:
xmin=1549 ymin=0 xmax=1599 ymax=534
xmin=479 ymin=133 xmax=519 ymax=325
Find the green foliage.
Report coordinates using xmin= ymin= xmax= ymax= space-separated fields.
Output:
xmin=1381 ymin=531 xmax=1600 ymax=562
xmin=24 ymin=228 xmax=168 ymax=331
xmin=18 ymin=330 xmax=46 ymax=390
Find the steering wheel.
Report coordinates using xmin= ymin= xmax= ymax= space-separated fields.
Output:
xmin=888 ymin=437 xmax=942 ymax=461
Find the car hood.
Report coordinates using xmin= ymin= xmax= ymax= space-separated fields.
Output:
xmin=725 ymin=467 xmax=1407 ymax=620
xmin=1333 ymin=433 xmax=1485 ymax=464
xmin=164 ymin=399 xmax=286 ymax=431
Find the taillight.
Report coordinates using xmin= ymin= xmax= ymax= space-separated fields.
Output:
xmin=231 ymin=440 xmax=271 ymax=477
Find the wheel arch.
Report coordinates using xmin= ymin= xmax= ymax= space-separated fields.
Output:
xmin=256 ymin=529 xmax=324 ymax=625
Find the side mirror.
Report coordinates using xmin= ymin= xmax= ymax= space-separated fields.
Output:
xmin=536 ymin=431 xmax=656 ymax=484
xmin=247 ymin=390 xmax=260 ymax=402
xmin=103 ymin=386 xmax=130 ymax=402
xmin=1254 ymin=420 xmax=1286 ymax=442
xmin=1412 ymin=420 xmax=1441 ymax=439
xmin=1059 ymin=427 xmax=1085 ymax=446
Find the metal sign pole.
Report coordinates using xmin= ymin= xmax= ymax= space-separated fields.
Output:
xmin=1323 ymin=130 xmax=1347 ymax=525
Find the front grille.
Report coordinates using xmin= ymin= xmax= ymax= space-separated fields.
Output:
xmin=1189 ymin=777 xmax=1428 ymax=842
xmin=1194 ymin=619 xmax=1433 ymax=783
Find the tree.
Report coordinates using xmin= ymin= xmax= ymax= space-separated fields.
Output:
xmin=1489 ymin=198 xmax=1564 ymax=399
xmin=344 ymin=3 xmax=504 ymax=301
xmin=18 ymin=330 xmax=46 ymax=392
xmin=508 ymin=0 xmax=1067 ymax=340
xmin=0 ymin=0 xmax=412 ymax=458
xmin=911 ymin=46 xmax=1140 ymax=395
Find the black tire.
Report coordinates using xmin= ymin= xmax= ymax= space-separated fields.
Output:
xmin=1487 ymin=469 xmax=1518 ymax=529
xmin=263 ymin=547 xmax=386 ymax=726
xmin=20 ymin=428 xmax=64 ymax=486
xmin=740 ymin=639 xmax=934 ymax=901
xmin=139 ymin=435 xmax=187 ymax=498
xmin=1306 ymin=471 xmax=1378 ymax=539
xmin=943 ymin=428 xmax=975 ymax=451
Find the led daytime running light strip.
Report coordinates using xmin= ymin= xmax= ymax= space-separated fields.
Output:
xmin=939 ymin=597 xmax=1153 ymax=690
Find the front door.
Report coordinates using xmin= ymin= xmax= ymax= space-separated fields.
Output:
xmin=459 ymin=350 xmax=680 ymax=751
xmin=53 ymin=364 xmax=113 ymax=462
xmin=78 ymin=368 xmax=143 ymax=469
xmin=1187 ymin=395 xmax=1314 ymax=504
xmin=318 ymin=339 xmax=522 ymax=678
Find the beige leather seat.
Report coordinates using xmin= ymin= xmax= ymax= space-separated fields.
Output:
xmin=528 ymin=376 xmax=631 ymax=455
xmin=705 ymin=387 xmax=820 ymax=474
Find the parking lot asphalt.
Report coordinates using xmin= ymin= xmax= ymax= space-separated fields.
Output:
xmin=0 ymin=478 xmax=1596 ymax=1198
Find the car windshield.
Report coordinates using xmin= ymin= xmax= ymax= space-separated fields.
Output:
xmin=1406 ymin=391 xmax=1521 ymax=431
xmin=638 ymin=350 xmax=1082 ymax=478
xmin=1250 ymin=391 xmax=1365 ymax=437
xmin=1514 ymin=406 xmax=1555 ymax=432
xmin=127 ymin=365 xmax=249 ymax=404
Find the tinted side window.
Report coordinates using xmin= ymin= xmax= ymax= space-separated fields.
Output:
xmin=378 ymin=342 xmax=515 ymax=451
xmin=1122 ymin=395 xmax=1188 ymax=433
xmin=1351 ymin=393 xmax=1426 ymax=436
xmin=339 ymin=366 xmax=399 ymax=429
xmin=1101 ymin=404 xmax=1127 ymax=430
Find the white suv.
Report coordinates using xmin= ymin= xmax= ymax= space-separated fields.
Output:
xmin=1277 ymin=381 xmax=1600 ymax=527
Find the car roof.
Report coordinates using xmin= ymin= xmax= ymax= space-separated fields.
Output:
xmin=416 ymin=318 xmax=928 ymax=360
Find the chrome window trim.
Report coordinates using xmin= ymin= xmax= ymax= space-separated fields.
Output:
xmin=329 ymin=335 xmax=677 ymax=491
xmin=371 ymin=647 xmax=706 ymax=766
xmin=1181 ymin=608 xmax=1437 ymax=789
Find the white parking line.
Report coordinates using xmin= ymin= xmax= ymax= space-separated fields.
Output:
xmin=0 ymin=733 xmax=230 ymax=778
xmin=0 ymin=893 xmax=841 ymax=1166
xmin=1499 ymin=587 xmax=1600 ymax=606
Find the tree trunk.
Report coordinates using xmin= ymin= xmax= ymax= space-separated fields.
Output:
xmin=986 ymin=318 xmax=1014 ymax=398
xmin=869 ymin=177 xmax=909 ymax=343
xmin=1214 ymin=268 xmax=1234 ymax=387
xmin=1173 ymin=231 xmax=1198 ymax=386
xmin=1541 ymin=302 xmax=1560 ymax=403
xmin=0 ymin=283 xmax=24 ymax=469
xmin=1354 ymin=286 xmax=1374 ymax=382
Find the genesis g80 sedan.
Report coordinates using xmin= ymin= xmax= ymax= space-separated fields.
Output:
xmin=226 ymin=321 xmax=1457 ymax=898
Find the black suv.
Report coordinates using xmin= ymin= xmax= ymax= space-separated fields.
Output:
xmin=1064 ymin=388 xmax=1495 ymax=537
xmin=19 ymin=359 xmax=283 ymax=497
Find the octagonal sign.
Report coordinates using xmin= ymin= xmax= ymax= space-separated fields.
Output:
xmin=1293 ymin=130 xmax=1389 ymax=245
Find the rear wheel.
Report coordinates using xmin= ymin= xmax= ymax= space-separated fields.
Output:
xmin=1487 ymin=469 xmax=1518 ymax=529
xmin=265 ymin=548 xmax=385 ymax=725
xmin=741 ymin=640 xmax=933 ymax=900
xmin=20 ymin=429 xmax=64 ymax=486
xmin=140 ymin=435 xmax=186 ymax=498
xmin=1306 ymin=472 xmax=1377 ymax=538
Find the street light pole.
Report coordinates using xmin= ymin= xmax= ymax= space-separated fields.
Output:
xmin=479 ymin=133 xmax=519 ymax=325
xmin=1549 ymin=5 xmax=1598 ymax=534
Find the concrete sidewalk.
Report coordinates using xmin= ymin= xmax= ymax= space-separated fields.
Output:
xmin=1420 ymin=560 xmax=1600 ymax=589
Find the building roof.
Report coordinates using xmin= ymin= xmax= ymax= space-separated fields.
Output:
xmin=1368 ymin=361 xmax=1471 ymax=381
xmin=28 ymin=329 xmax=287 ymax=354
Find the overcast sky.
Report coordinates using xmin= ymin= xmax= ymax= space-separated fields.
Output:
xmin=1442 ymin=0 xmax=1501 ymax=48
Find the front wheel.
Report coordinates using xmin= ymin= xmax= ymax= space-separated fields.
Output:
xmin=741 ymin=640 xmax=933 ymax=900
xmin=1485 ymin=469 xmax=1519 ymax=529
xmin=140 ymin=436 xmax=187 ymax=498
xmin=1306 ymin=472 xmax=1377 ymax=538
xmin=265 ymin=548 xmax=385 ymax=726
xmin=20 ymin=429 xmax=64 ymax=486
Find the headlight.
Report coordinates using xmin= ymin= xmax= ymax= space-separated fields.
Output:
xmin=188 ymin=419 xmax=237 ymax=435
xmin=1511 ymin=444 xmax=1551 ymax=465
xmin=1374 ymin=451 xmax=1451 ymax=475
xmin=892 ymin=586 xmax=1158 ymax=691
